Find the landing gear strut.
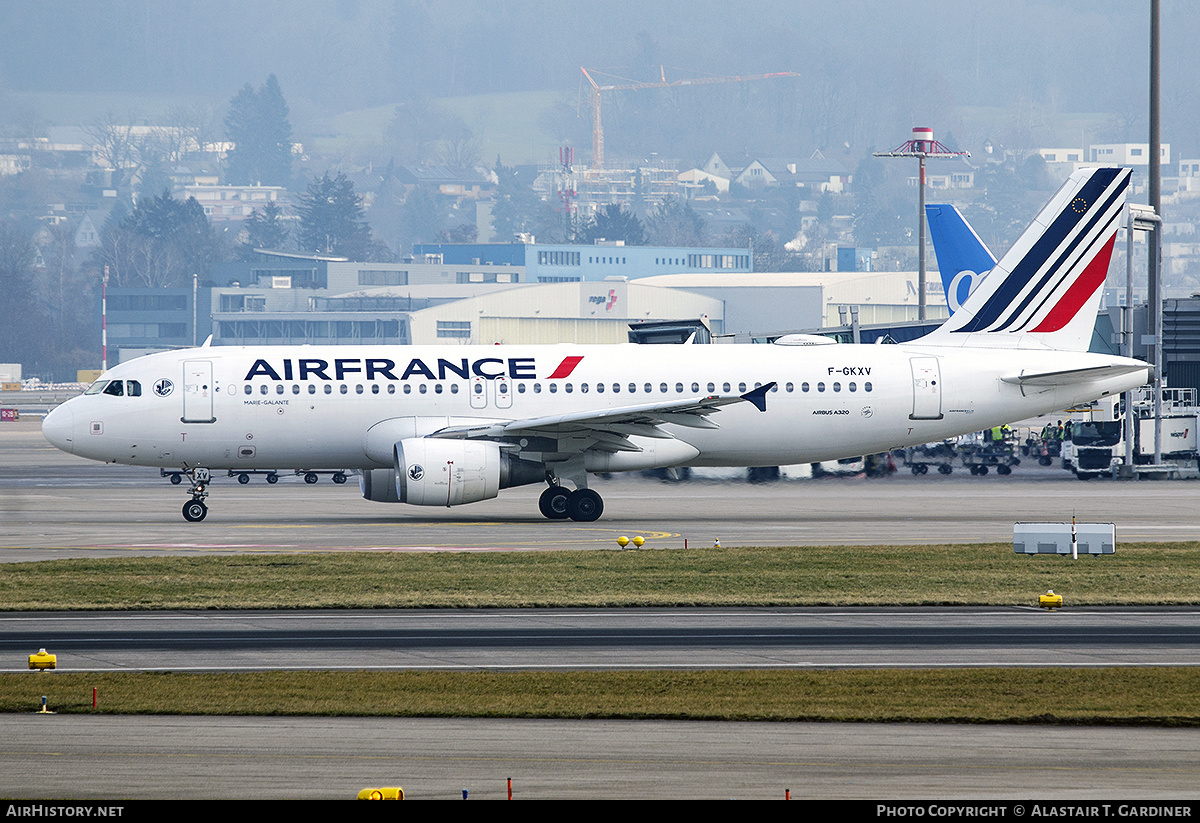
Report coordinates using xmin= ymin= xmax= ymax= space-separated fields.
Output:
xmin=181 ymin=467 xmax=211 ymax=522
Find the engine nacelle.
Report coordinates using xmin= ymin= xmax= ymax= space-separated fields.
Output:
xmin=394 ymin=438 xmax=548 ymax=507
xmin=396 ymin=438 xmax=500 ymax=506
xmin=363 ymin=439 xmax=547 ymax=506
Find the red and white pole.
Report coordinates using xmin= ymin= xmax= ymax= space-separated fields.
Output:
xmin=101 ymin=265 xmax=109 ymax=372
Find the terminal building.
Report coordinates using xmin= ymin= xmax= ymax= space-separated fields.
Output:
xmin=411 ymin=240 xmax=752 ymax=283
xmin=105 ymin=248 xmax=727 ymax=360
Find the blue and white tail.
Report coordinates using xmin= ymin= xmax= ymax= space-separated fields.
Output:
xmin=926 ymin=203 xmax=996 ymax=314
xmin=920 ymin=167 xmax=1131 ymax=351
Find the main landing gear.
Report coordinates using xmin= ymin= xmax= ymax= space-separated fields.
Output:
xmin=538 ymin=485 xmax=603 ymax=522
xmin=181 ymin=467 xmax=211 ymax=522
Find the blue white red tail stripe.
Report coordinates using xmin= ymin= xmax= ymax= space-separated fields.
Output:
xmin=988 ymin=172 xmax=1126 ymax=332
xmin=918 ymin=167 xmax=1132 ymax=352
xmin=951 ymin=167 xmax=1127 ymax=335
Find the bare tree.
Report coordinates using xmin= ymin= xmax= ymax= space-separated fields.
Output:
xmin=83 ymin=110 xmax=140 ymax=180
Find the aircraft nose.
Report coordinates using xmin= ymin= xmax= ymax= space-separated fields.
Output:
xmin=42 ymin=403 xmax=75 ymax=454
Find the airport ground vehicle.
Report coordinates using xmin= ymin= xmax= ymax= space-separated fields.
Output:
xmin=1063 ymin=391 xmax=1200 ymax=478
xmin=902 ymin=442 xmax=955 ymax=475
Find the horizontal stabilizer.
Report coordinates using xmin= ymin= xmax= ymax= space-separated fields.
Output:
xmin=1001 ymin=364 xmax=1150 ymax=387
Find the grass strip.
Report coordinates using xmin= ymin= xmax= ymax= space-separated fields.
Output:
xmin=2 ymin=543 xmax=1200 ymax=610
xmin=4 ymin=669 xmax=1199 ymax=725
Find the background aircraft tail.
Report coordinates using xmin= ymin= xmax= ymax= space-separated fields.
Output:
xmin=925 ymin=203 xmax=997 ymax=313
xmin=919 ymin=167 xmax=1131 ymax=351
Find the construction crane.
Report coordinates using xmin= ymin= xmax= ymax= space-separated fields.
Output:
xmin=579 ymin=66 xmax=800 ymax=170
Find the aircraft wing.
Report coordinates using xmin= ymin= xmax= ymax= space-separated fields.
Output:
xmin=1001 ymin=365 xmax=1150 ymax=387
xmin=429 ymin=382 xmax=776 ymax=454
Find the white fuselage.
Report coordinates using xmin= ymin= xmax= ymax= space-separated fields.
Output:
xmin=43 ymin=342 xmax=1148 ymax=472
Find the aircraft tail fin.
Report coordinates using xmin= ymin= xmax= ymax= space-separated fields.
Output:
xmin=919 ymin=167 xmax=1131 ymax=351
xmin=925 ymin=203 xmax=997 ymax=313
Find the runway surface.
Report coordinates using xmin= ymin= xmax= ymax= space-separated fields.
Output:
xmin=2 ymin=715 xmax=1198 ymax=799
xmin=3 ymin=608 xmax=1200 ymax=671
xmin=5 ymin=420 xmax=1200 ymax=561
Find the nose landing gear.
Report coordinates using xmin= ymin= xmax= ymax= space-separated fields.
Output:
xmin=181 ymin=467 xmax=211 ymax=522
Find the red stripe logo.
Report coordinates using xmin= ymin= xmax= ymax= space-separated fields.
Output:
xmin=547 ymin=356 xmax=584 ymax=379
xmin=1031 ymin=234 xmax=1117 ymax=333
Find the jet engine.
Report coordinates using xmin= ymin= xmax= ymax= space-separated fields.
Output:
xmin=360 ymin=438 xmax=545 ymax=507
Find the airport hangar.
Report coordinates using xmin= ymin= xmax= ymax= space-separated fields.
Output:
xmin=105 ymin=246 xmax=947 ymax=360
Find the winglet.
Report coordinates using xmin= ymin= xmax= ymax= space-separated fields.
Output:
xmin=741 ymin=382 xmax=776 ymax=412
xmin=201 ymin=334 xmax=213 ymax=348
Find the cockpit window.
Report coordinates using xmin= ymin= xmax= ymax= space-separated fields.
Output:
xmin=84 ymin=381 xmax=108 ymax=395
xmin=102 ymin=381 xmax=124 ymax=397
xmin=126 ymin=380 xmax=141 ymax=397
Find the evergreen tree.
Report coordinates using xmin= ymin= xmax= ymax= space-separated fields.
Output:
xmin=224 ymin=74 xmax=293 ymax=186
xmin=646 ymin=199 xmax=706 ymax=247
xmin=0 ymin=218 xmax=47 ymax=370
xmin=240 ymin=201 xmax=289 ymax=258
xmin=490 ymin=158 xmax=542 ymax=240
xmin=94 ymin=190 xmax=223 ymax=287
xmin=297 ymin=172 xmax=376 ymax=259
xmin=578 ymin=204 xmax=647 ymax=246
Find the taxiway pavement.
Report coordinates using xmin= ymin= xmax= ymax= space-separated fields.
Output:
xmin=5 ymin=420 xmax=1200 ymax=560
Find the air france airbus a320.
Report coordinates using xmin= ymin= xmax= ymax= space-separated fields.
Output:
xmin=43 ymin=167 xmax=1149 ymax=523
